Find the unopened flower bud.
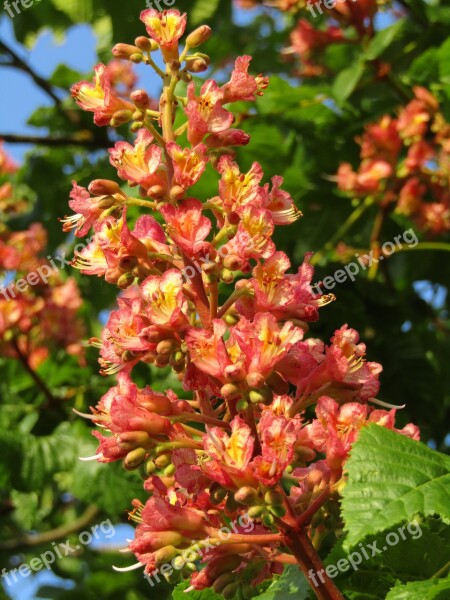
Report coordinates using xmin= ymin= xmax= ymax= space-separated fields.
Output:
xmin=220 ymin=268 xmax=235 ymax=284
xmin=157 ymin=339 xmax=176 ymax=356
xmin=186 ymin=25 xmax=212 ymax=48
xmin=221 ymin=383 xmax=241 ymax=401
xmin=154 ymin=453 xmax=171 ymax=469
xmin=148 ymin=185 xmax=165 ymax=198
xmin=130 ymin=121 xmax=144 ymax=133
xmin=155 ymin=354 xmax=170 ymax=368
xmin=110 ymin=109 xmax=133 ymax=126
xmin=132 ymin=110 xmax=146 ymax=121
xmin=268 ymin=504 xmax=286 ymax=517
xmin=225 ymin=494 xmax=239 ymax=512
xmin=144 ymin=460 xmax=156 ymax=475
xmin=223 ymin=583 xmax=240 ymax=600
xmin=224 ymin=363 xmax=246 ymax=383
xmin=154 ymin=546 xmax=179 ymax=564
xmin=236 ymin=398 xmax=249 ymax=411
xmin=124 ymin=447 xmax=147 ymax=470
xmin=264 ymin=491 xmax=284 ymax=506
xmin=135 ymin=36 xmax=158 ymax=52
xmin=224 ymin=313 xmax=239 ymax=326
xmin=249 ymin=387 xmax=273 ymax=405
xmin=117 ymin=431 xmax=150 ymax=450
xmin=262 ymin=513 xmax=275 ymax=527
xmin=246 ymin=372 xmax=265 ymax=389
xmin=170 ymin=351 xmax=185 ymax=366
xmin=185 ymin=57 xmax=209 ymax=73
xmin=97 ymin=196 xmax=119 ymax=210
xmin=131 ymin=89 xmax=151 ymax=110
xmin=224 ymin=255 xmax=241 ymax=271
xmin=247 ymin=505 xmax=264 ymax=518
xmin=180 ymin=71 xmax=193 ymax=83
xmin=118 ymin=256 xmax=138 ymax=271
xmin=112 ymin=43 xmax=142 ymax=60
xmin=130 ymin=53 xmax=143 ymax=64
xmin=234 ymin=486 xmax=259 ymax=506
xmin=118 ymin=272 xmax=136 ymax=289
xmin=210 ymin=484 xmax=227 ymax=505
xmin=89 ymin=179 xmax=121 ymax=196
xmin=170 ymin=185 xmax=185 ymax=200
xmin=213 ymin=573 xmax=235 ymax=594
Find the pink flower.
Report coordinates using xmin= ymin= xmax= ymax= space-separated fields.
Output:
xmin=141 ymin=269 xmax=189 ymax=329
xmin=140 ymin=9 xmax=187 ymax=60
xmin=202 ymin=416 xmax=256 ymax=488
xmin=222 ymin=56 xmax=269 ymax=104
xmin=166 ymin=142 xmax=208 ymax=191
xmin=253 ymin=412 xmax=297 ymax=486
xmin=160 ymin=197 xmax=211 ymax=258
xmin=237 ymin=251 xmax=329 ymax=322
xmin=185 ymin=80 xmax=234 ymax=146
xmin=109 ymin=129 xmax=168 ymax=195
xmin=71 ymin=64 xmax=133 ymax=126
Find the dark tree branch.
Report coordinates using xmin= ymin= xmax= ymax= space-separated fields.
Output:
xmin=0 ymin=505 xmax=100 ymax=551
xmin=12 ymin=339 xmax=60 ymax=410
xmin=0 ymin=40 xmax=63 ymax=107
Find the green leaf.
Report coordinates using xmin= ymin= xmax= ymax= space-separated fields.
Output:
xmin=52 ymin=0 xmax=94 ymax=22
xmin=332 ymin=61 xmax=365 ymax=105
xmin=385 ymin=576 xmax=450 ymax=600
xmin=363 ymin=19 xmax=406 ymax=60
xmin=438 ymin=37 xmax=450 ymax=84
xmin=253 ymin=565 xmax=311 ymax=600
xmin=341 ymin=426 xmax=450 ymax=549
xmin=172 ymin=581 xmax=222 ymax=599
xmin=191 ymin=0 xmax=221 ymax=25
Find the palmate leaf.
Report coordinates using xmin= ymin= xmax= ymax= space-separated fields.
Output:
xmin=385 ymin=576 xmax=450 ymax=600
xmin=252 ymin=565 xmax=312 ymax=600
xmin=341 ymin=425 xmax=450 ymax=550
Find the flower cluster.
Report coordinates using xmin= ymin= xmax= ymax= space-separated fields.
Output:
xmin=0 ymin=143 xmax=85 ymax=369
xmin=68 ymin=9 xmax=419 ymax=598
xmin=238 ymin=0 xmax=379 ymax=77
xmin=337 ymin=87 xmax=450 ymax=235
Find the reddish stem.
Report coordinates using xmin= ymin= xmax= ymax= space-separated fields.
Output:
xmin=283 ymin=526 xmax=344 ymax=600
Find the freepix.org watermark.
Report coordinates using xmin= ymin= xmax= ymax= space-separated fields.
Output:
xmin=311 ymin=228 xmax=418 ymax=297
xmin=145 ymin=0 xmax=176 ymax=9
xmin=306 ymin=0 xmax=358 ymax=18
xmin=0 ymin=235 xmax=95 ymax=302
xmin=3 ymin=0 xmax=41 ymax=18
xmin=308 ymin=520 xmax=423 ymax=588
xmin=1 ymin=519 xmax=116 ymax=586
xmin=143 ymin=513 xmax=255 ymax=588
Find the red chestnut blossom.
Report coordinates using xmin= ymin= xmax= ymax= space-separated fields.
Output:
xmin=185 ymin=80 xmax=234 ymax=146
xmin=66 ymin=9 xmax=421 ymax=597
xmin=71 ymin=63 xmax=134 ymax=126
xmin=109 ymin=129 xmax=168 ymax=195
